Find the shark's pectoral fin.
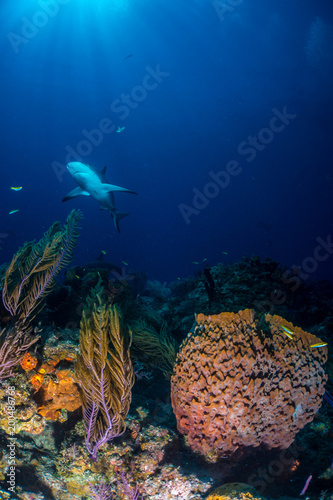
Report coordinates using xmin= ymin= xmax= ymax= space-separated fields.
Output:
xmin=102 ymin=183 xmax=137 ymax=195
xmin=112 ymin=212 xmax=129 ymax=233
xmin=62 ymin=187 xmax=90 ymax=202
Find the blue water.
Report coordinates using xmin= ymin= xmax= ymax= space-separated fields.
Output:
xmin=1 ymin=0 xmax=333 ymax=282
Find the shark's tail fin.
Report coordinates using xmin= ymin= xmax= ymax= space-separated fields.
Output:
xmin=113 ymin=212 xmax=129 ymax=233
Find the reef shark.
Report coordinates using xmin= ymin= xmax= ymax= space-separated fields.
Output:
xmin=62 ymin=161 xmax=137 ymax=233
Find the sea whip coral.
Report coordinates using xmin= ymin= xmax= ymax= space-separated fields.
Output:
xmin=75 ymin=293 xmax=134 ymax=460
xmin=0 ymin=210 xmax=82 ymax=380
xmin=171 ymin=309 xmax=328 ymax=461
xmin=300 ymin=474 xmax=312 ymax=495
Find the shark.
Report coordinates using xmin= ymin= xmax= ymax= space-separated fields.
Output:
xmin=62 ymin=161 xmax=137 ymax=233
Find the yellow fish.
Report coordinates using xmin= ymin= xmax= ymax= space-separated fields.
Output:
xmin=192 ymin=261 xmax=199 ymax=265
xmin=122 ymin=260 xmax=128 ymax=266
xmin=280 ymin=325 xmax=294 ymax=336
xmin=310 ymin=342 xmax=328 ymax=348
xmin=10 ymin=186 xmax=22 ymax=191
xmin=9 ymin=209 xmax=19 ymax=214
xmin=281 ymin=330 xmax=293 ymax=340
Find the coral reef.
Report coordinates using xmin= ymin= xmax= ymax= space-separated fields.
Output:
xmin=75 ymin=292 xmax=134 ymax=460
xmin=37 ymin=369 xmax=81 ymax=421
xmin=0 ymin=210 xmax=82 ymax=380
xmin=2 ymin=209 xmax=82 ymax=325
xmin=0 ymin=252 xmax=333 ymax=499
xmin=20 ymin=352 xmax=38 ymax=371
xmin=130 ymin=312 xmax=178 ymax=379
xmin=166 ymin=257 xmax=333 ymax=339
xmin=171 ymin=309 xmax=328 ymax=461
xmin=0 ymin=337 xmax=80 ymax=438
xmin=206 ymin=482 xmax=266 ymax=500
xmin=53 ymin=402 xmax=212 ymax=500
xmin=0 ymin=325 xmax=38 ymax=380
xmin=0 ymin=376 xmax=46 ymax=435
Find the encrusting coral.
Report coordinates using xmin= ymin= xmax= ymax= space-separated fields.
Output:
xmin=75 ymin=291 xmax=135 ymax=460
xmin=0 ymin=339 xmax=80 ymax=437
xmin=37 ymin=369 xmax=81 ymax=422
xmin=206 ymin=482 xmax=266 ymax=500
xmin=0 ymin=376 xmax=46 ymax=435
xmin=171 ymin=309 xmax=328 ymax=462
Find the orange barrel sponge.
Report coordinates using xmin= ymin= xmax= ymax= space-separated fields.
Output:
xmin=170 ymin=309 xmax=328 ymax=462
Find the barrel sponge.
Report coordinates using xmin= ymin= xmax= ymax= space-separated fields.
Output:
xmin=170 ymin=309 xmax=327 ymax=461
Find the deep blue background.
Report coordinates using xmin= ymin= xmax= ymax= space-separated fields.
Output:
xmin=0 ymin=0 xmax=332 ymax=282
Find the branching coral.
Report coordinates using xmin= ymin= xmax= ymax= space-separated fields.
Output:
xmin=0 ymin=326 xmax=38 ymax=380
xmin=75 ymin=293 xmax=134 ymax=460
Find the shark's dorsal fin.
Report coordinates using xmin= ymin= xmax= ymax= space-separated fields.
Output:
xmin=101 ymin=166 xmax=107 ymax=175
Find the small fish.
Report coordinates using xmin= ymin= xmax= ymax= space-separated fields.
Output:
xmin=192 ymin=261 xmax=199 ymax=265
xmin=9 ymin=209 xmax=19 ymax=215
xmin=10 ymin=186 xmax=22 ymax=191
xmin=280 ymin=325 xmax=294 ymax=336
xmin=177 ymin=277 xmax=180 ymax=280
xmin=101 ymin=250 xmax=106 ymax=255
xmin=116 ymin=126 xmax=125 ymax=133
xmin=124 ymin=54 xmax=133 ymax=60
xmin=280 ymin=328 xmax=293 ymax=340
xmin=75 ymin=275 xmax=80 ymax=279
xmin=122 ymin=260 xmax=128 ymax=266
xmin=310 ymin=342 xmax=328 ymax=348
xmin=222 ymin=251 xmax=228 ymax=255
xmin=202 ymin=258 xmax=207 ymax=262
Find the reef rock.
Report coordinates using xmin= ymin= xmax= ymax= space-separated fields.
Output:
xmin=206 ymin=482 xmax=266 ymax=500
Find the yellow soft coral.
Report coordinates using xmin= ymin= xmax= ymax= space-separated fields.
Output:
xmin=75 ymin=293 xmax=134 ymax=460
